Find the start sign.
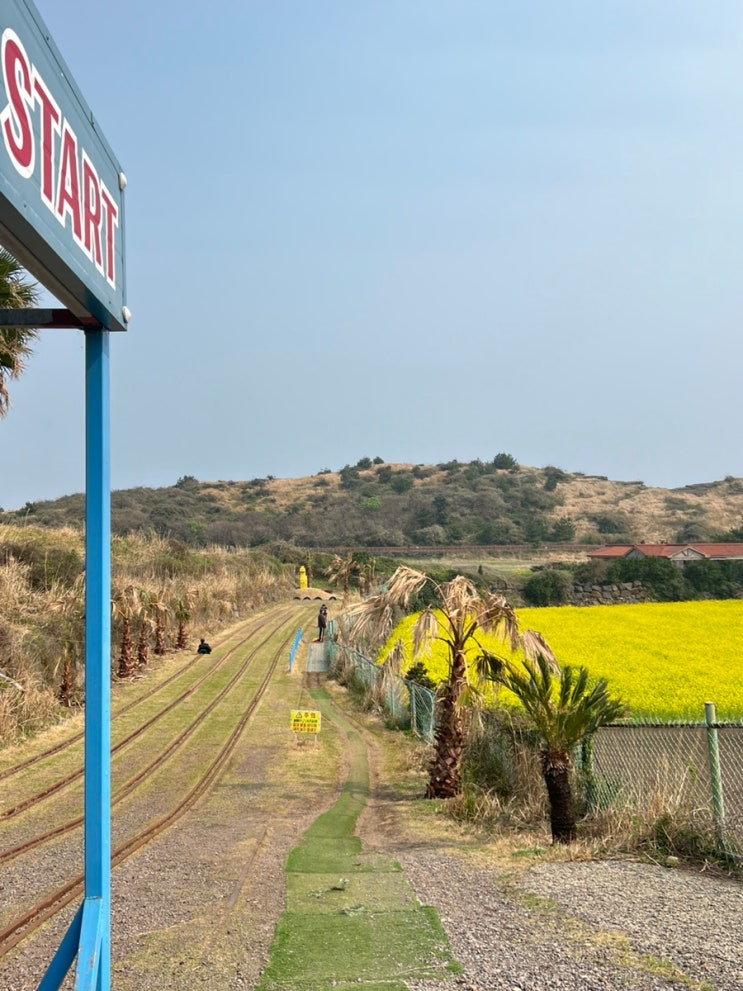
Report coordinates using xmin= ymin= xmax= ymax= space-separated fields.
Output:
xmin=290 ymin=710 xmax=321 ymax=734
xmin=0 ymin=1 xmax=127 ymax=330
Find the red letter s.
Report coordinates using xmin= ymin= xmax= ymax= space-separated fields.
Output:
xmin=0 ymin=30 xmax=34 ymax=178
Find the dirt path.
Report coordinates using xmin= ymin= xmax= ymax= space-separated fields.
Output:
xmin=6 ymin=633 xmax=743 ymax=991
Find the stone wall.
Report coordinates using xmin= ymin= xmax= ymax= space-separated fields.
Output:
xmin=569 ymin=580 xmax=649 ymax=606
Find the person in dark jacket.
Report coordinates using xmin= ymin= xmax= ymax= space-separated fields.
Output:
xmin=197 ymin=638 xmax=212 ymax=655
xmin=317 ymin=605 xmax=328 ymax=642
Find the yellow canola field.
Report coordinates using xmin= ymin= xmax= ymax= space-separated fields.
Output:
xmin=382 ymin=600 xmax=743 ymax=722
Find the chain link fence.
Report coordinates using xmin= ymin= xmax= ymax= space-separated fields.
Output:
xmin=327 ymin=634 xmax=743 ymax=859
xmin=586 ymin=717 xmax=743 ymax=857
xmin=327 ymin=640 xmax=435 ymax=742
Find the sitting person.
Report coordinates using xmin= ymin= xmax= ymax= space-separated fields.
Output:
xmin=197 ymin=638 xmax=212 ymax=655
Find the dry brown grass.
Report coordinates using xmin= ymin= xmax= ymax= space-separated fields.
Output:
xmin=0 ymin=526 xmax=296 ymax=746
xmin=197 ymin=462 xmax=438 ymax=514
xmin=0 ymin=660 xmax=60 ymax=744
xmin=197 ymin=464 xmax=743 ymax=545
xmin=554 ymin=475 xmax=743 ymax=542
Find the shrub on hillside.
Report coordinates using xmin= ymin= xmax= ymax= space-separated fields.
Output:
xmin=390 ymin=471 xmax=414 ymax=493
xmin=543 ymin=466 xmax=569 ymax=491
xmin=522 ymin=567 xmax=572 ymax=606
xmin=492 ymin=452 xmax=519 ymax=470
xmin=593 ymin=512 xmax=633 ymax=538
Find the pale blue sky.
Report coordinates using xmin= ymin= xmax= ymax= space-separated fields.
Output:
xmin=2 ymin=1 xmax=743 ymax=509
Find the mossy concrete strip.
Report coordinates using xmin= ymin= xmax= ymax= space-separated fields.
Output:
xmin=257 ymin=687 xmax=459 ymax=990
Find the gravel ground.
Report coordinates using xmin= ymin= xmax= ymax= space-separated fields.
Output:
xmin=4 ymin=670 xmax=743 ymax=991
xmin=395 ymin=851 xmax=743 ymax=991
xmin=356 ymin=727 xmax=743 ymax=991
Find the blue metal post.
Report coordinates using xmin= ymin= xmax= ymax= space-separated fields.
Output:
xmin=78 ymin=329 xmax=111 ymax=990
xmin=37 ymin=330 xmax=111 ymax=991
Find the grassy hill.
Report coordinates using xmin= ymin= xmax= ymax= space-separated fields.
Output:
xmin=3 ymin=456 xmax=743 ymax=551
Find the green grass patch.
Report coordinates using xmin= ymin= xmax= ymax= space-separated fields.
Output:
xmin=257 ymin=686 xmax=459 ymax=990
xmin=258 ymin=909 xmax=454 ymax=989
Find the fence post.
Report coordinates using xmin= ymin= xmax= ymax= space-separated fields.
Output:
xmin=704 ymin=702 xmax=726 ymax=848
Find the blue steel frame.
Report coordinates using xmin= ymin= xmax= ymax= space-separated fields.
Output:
xmin=37 ymin=329 xmax=111 ymax=991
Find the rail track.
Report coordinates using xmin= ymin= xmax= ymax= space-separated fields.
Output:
xmin=0 ymin=608 xmax=296 ymax=821
xmin=0 ymin=604 xmax=310 ymax=961
xmin=0 ymin=608 xmax=297 ymax=862
xmin=0 ymin=607 xmax=292 ymax=794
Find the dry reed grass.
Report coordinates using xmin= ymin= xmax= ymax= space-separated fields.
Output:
xmin=0 ymin=525 xmax=295 ymax=746
xmin=0 ymin=658 xmax=60 ymax=744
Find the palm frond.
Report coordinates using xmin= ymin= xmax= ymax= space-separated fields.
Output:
xmin=412 ymin=606 xmax=438 ymax=658
xmin=344 ymin=566 xmax=428 ymax=644
xmin=381 ymin=638 xmax=405 ymax=678
xmin=0 ymin=249 xmax=39 ymax=415
xmin=496 ymin=653 xmax=627 ymax=754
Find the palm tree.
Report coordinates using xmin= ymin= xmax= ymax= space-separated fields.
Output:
xmin=485 ymin=654 xmax=626 ymax=843
xmin=345 ymin=566 xmax=555 ymax=799
xmin=112 ymin=585 xmax=140 ymax=678
xmin=111 ymin=585 xmax=142 ymax=678
xmin=325 ymin=552 xmax=356 ymax=599
xmin=48 ymin=579 xmax=85 ymax=706
xmin=354 ymin=552 xmax=377 ymax=596
xmin=149 ymin=588 xmax=170 ymax=656
xmin=0 ymin=248 xmax=39 ymax=417
xmin=174 ymin=591 xmax=195 ymax=650
xmin=136 ymin=615 xmax=151 ymax=668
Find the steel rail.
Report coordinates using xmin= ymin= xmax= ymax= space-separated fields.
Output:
xmin=0 ymin=609 xmax=287 ymax=787
xmin=0 ymin=610 xmax=298 ymax=864
xmin=0 ymin=610 xmax=295 ymax=819
xmin=0 ymin=621 xmax=296 ymax=959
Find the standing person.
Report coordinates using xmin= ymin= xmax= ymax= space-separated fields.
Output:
xmin=317 ymin=604 xmax=328 ymax=642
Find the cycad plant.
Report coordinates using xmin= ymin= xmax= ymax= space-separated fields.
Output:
xmin=346 ymin=566 xmax=555 ymax=799
xmin=485 ymin=654 xmax=626 ymax=843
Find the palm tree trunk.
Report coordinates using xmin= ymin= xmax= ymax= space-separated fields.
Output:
xmin=176 ymin=620 xmax=187 ymax=650
xmin=154 ymin=617 xmax=166 ymax=655
xmin=542 ymin=760 xmax=577 ymax=843
xmin=58 ymin=656 xmax=73 ymax=707
xmin=118 ymin=617 xmax=134 ymax=678
xmin=425 ymin=649 xmax=466 ymax=799
xmin=137 ymin=623 xmax=149 ymax=667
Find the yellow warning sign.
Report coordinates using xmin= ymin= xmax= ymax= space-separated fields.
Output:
xmin=290 ymin=710 xmax=321 ymax=734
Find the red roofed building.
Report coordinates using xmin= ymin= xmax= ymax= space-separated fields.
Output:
xmin=588 ymin=544 xmax=743 ymax=565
